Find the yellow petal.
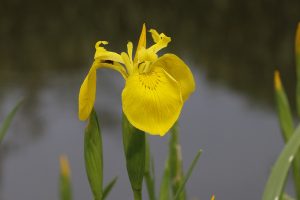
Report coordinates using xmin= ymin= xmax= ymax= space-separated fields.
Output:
xmin=79 ymin=65 xmax=97 ymax=120
xmin=122 ymin=67 xmax=183 ymax=136
xmin=134 ymin=24 xmax=147 ymax=62
xmin=94 ymin=41 xmax=124 ymax=63
xmin=148 ymin=29 xmax=171 ymax=53
xmin=137 ymin=47 xmax=158 ymax=63
xmin=149 ymin=29 xmax=160 ymax=43
xmin=127 ymin=41 xmax=133 ymax=62
xmin=121 ymin=52 xmax=133 ymax=74
xmin=152 ymin=54 xmax=195 ymax=101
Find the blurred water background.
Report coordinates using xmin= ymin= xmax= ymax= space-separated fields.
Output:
xmin=0 ymin=0 xmax=300 ymax=199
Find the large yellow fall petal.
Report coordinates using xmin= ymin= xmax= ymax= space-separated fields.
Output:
xmin=122 ymin=67 xmax=183 ymax=136
xmin=152 ymin=54 xmax=195 ymax=101
xmin=78 ymin=61 xmax=128 ymax=120
xmin=79 ymin=65 xmax=97 ymax=121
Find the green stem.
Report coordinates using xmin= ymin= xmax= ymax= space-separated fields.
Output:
xmin=145 ymin=172 xmax=155 ymax=200
xmin=169 ymin=122 xmax=186 ymax=200
xmin=133 ymin=190 xmax=142 ymax=200
xmin=145 ymin=138 xmax=156 ymax=200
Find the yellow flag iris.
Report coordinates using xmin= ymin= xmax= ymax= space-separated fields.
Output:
xmin=79 ymin=24 xmax=195 ymax=136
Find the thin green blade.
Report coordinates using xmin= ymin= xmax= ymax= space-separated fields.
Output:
xmin=263 ymin=125 xmax=300 ymax=200
xmin=294 ymin=23 xmax=300 ymax=117
xmin=159 ymin=159 xmax=171 ymax=200
xmin=169 ymin=122 xmax=185 ymax=200
xmin=0 ymin=99 xmax=23 ymax=143
xmin=84 ymin=109 xmax=103 ymax=200
xmin=174 ymin=150 xmax=202 ymax=200
xmin=145 ymin=138 xmax=156 ymax=200
xmin=103 ymin=177 xmax=118 ymax=200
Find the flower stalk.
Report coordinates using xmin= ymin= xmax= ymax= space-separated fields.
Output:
xmin=169 ymin=122 xmax=186 ymax=200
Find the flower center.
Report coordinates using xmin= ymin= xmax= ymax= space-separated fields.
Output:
xmin=138 ymin=71 xmax=161 ymax=91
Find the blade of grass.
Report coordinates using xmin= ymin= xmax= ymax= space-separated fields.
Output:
xmin=103 ymin=177 xmax=118 ymax=200
xmin=174 ymin=150 xmax=202 ymax=200
xmin=262 ymin=124 xmax=300 ymax=200
xmin=0 ymin=99 xmax=23 ymax=143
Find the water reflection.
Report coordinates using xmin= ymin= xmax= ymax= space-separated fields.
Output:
xmin=1 ymin=0 xmax=300 ymax=106
xmin=0 ymin=0 xmax=300 ymax=199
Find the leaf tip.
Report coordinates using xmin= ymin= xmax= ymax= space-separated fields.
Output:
xmin=211 ymin=194 xmax=215 ymax=200
xmin=60 ymin=154 xmax=71 ymax=178
xmin=274 ymin=70 xmax=282 ymax=91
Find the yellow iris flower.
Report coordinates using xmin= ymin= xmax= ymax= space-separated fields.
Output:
xmin=79 ymin=24 xmax=195 ymax=136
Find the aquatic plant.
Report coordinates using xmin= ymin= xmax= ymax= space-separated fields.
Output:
xmin=263 ymin=23 xmax=300 ymax=200
xmin=0 ymin=99 xmax=23 ymax=143
xmin=75 ymin=25 xmax=210 ymax=200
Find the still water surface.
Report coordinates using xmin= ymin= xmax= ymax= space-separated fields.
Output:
xmin=0 ymin=68 xmax=287 ymax=200
xmin=1 ymin=0 xmax=300 ymax=199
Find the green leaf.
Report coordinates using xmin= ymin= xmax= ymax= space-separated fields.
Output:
xmin=262 ymin=124 xmax=300 ymax=200
xmin=283 ymin=193 xmax=295 ymax=200
xmin=103 ymin=177 xmax=118 ymax=200
xmin=0 ymin=99 xmax=23 ymax=143
xmin=59 ymin=155 xmax=72 ymax=200
xmin=122 ymin=114 xmax=145 ymax=200
xmin=84 ymin=109 xmax=103 ymax=200
xmin=274 ymin=71 xmax=294 ymax=141
xmin=274 ymin=71 xmax=300 ymax=199
xmin=169 ymin=122 xmax=185 ymax=200
xmin=159 ymin=159 xmax=171 ymax=200
xmin=144 ymin=138 xmax=156 ymax=200
xmin=174 ymin=150 xmax=202 ymax=200
xmin=294 ymin=23 xmax=300 ymax=117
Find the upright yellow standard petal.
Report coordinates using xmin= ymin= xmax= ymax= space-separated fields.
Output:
xmin=152 ymin=54 xmax=195 ymax=101
xmin=79 ymin=65 xmax=97 ymax=120
xmin=134 ymin=24 xmax=147 ymax=62
xmin=122 ymin=67 xmax=183 ymax=136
